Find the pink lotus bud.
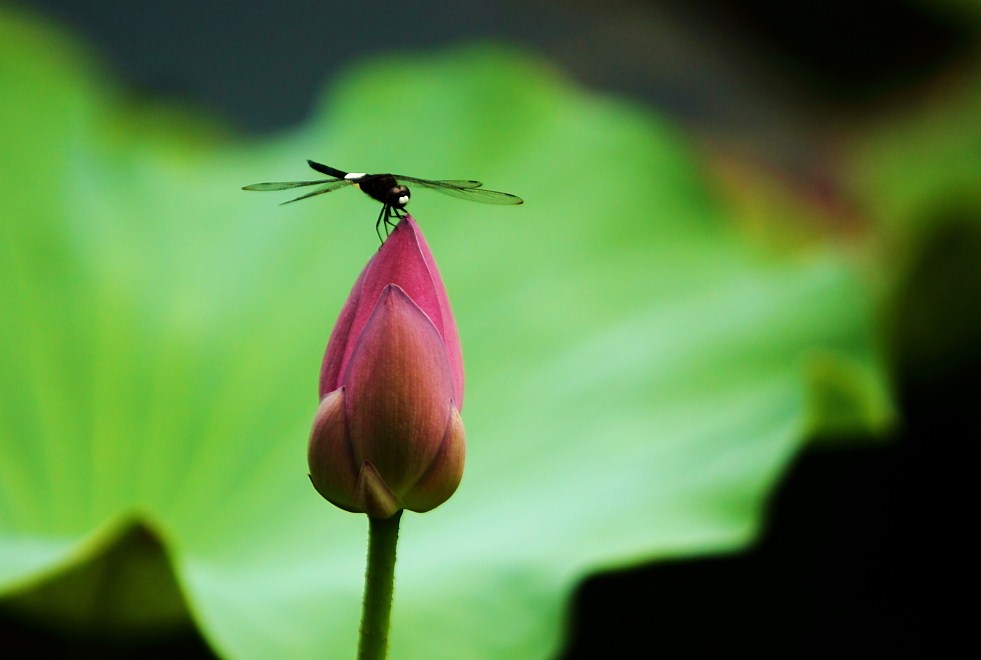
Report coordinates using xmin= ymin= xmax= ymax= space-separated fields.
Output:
xmin=308 ymin=216 xmax=465 ymax=518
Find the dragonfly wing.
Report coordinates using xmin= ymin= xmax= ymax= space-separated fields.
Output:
xmin=243 ymin=179 xmax=336 ymax=191
xmin=425 ymin=186 xmax=523 ymax=204
xmin=396 ymin=177 xmax=523 ymax=205
xmin=397 ymin=176 xmax=485 ymax=190
xmin=279 ymin=180 xmax=354 ymax=204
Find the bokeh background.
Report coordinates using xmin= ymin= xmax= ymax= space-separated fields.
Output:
xmin=1 ymin=0 xmax=978 ymax=657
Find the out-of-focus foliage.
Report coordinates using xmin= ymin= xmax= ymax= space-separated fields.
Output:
xmin=0 ymin=8 xmax=898 ymax=659
xmin=844 ymin=65 xmax=981 ymax=408
xmin=847 ymin=81 xmax=981 ymax=231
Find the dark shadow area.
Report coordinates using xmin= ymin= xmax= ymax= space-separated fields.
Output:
xmin=19 ymin=0 xmax=976 ymax=136
xmin=561 ymin=420 xmax=973 ymax=657
xmin=0 ymin=523 xmax=217 ymax=659
xmin=665 ymin=0 xmax=975 ymax=103
xmin=0 ymin=616 xmax=215 ymax=659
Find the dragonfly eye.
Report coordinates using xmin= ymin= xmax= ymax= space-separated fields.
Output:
xmin=389 ymin=186 xmax=410 ymax=208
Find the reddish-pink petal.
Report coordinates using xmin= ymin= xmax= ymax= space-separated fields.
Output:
xmin=401 ymin=404 xmax=465 ymax=513
xmin=319 ymin=268 xmax=367 ymax=395
xmin=319 ymin=216 xmax=464 ymax=406
xmin=342 ymin=284 xmax=456 ymax=495
xmin=307 ymin=388 xmax=360 ymax=512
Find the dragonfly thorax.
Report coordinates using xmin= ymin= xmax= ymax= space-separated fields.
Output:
xmin=358 ymin=174 xmax=411 ymax=209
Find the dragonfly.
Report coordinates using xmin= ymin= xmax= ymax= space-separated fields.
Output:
xmin=243 ymin=160 xmax=523 ymax=241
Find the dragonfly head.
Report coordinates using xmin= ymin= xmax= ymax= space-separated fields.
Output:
xmin=387 ymin=185 xmax=411 ymax=209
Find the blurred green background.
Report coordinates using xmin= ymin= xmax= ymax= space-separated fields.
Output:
xmin=1 ymin=1 xmax=977 ymax=657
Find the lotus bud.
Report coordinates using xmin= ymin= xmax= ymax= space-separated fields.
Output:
xmin=308 ymin=215 xmax=465 ymax=518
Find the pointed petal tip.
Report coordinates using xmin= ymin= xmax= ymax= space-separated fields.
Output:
xmin=356 ymin=461 xmax=404 ymax=519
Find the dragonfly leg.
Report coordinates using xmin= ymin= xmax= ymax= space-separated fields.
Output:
xmin=386 ymin=208 xmax=403 ymax=234
xmin=375 ymin=205 xmax=390 ymax=244
xmin=374 ymin=205 xmax=405 ymax=243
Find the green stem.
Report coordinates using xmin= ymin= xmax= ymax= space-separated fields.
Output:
xmin=357 ymin=511 xmax=402 ymax=660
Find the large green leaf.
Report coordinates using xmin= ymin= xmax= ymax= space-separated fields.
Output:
xmin=0 ymin=9 xmax=891 ymax=659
